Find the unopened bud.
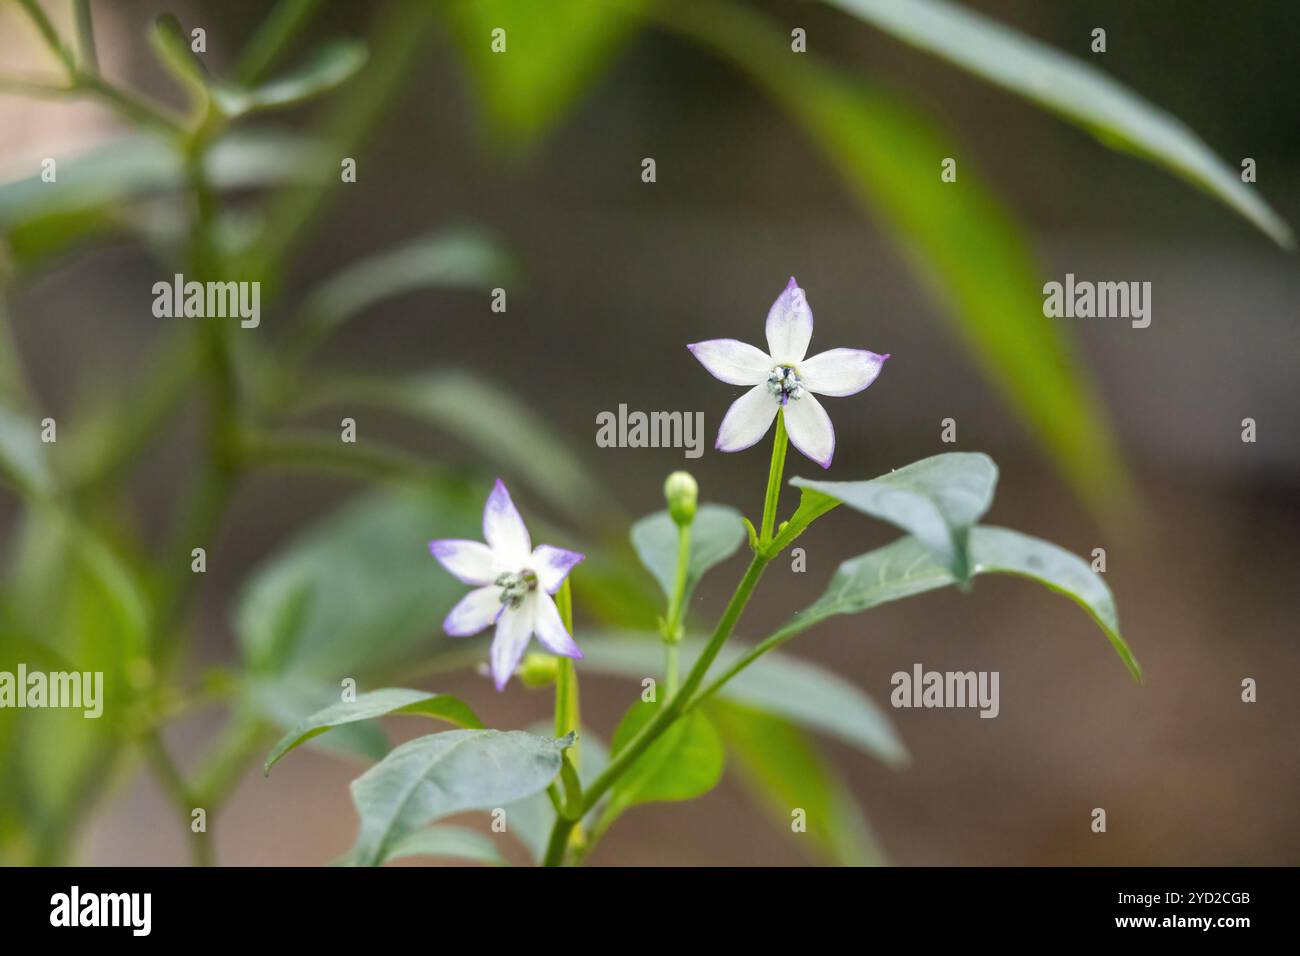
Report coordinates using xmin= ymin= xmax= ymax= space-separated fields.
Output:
xmin=517 ymin=652 xmax=560 ymax=688
xmin=664 ymin=471 xmax=698 ymax=526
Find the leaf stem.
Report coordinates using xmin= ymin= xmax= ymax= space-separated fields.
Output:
xmin=759 ymin=410 xmax=788 ymax=546
xmin=73 ymin=0 xmax=98 ymax=75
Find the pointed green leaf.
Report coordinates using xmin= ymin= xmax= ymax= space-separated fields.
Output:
xmin=503 ymin=722 xmax=611 ymax=863
xmin=630 ymin=504 xmax=745 ymax=603
xmin=346 ymin=729 xmax=573 ymax=866
xmin=792 ymin=452 xmax=998 ymax=580
xmin=217 ymin=39 xmax=367 ymax=116
xmin=373 ymin=824 xmax=507 ymax=866
xmin=603 ymin=697 xmax=723 ymax=826
xmin=785 ymin=527 xmax=1140 ymax=681
xmin=825 ymin=0 xmax=1292 ymax=247
xmin=264 ymin=688 xmax=483 ymax=775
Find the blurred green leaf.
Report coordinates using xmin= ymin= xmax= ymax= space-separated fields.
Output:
xmin=792 ymin=452 xmax=998 ymax=581
xmin=0 ymin=406 xmax=53 ymax=497
xmin=216 ymin=39 xmax=368 ymax=117
xmin=602 ymin=696 xmax=723 ymax=828
xmin=371 ymin=824 xmax=507 ymax=866
xmin=294 ymin=228 xmax=514 ymax=348
xmin=264 ymin=687 xmax=483 ymax=774
xmin=0 ymin=131 xmax=330 ymax=269
xmin=785 ymin=527 xmax=1140 ymax=681
xmin=345 ymin=729 xmax=572 ymax=866
xmin=709 ymin=699 xmax=884 ymax=866
xmin=295 ymin=370 xmax=621 ymax=533
xmin=580 ymin=632 xmax=908 ymax=767
xmin=825 ymin=0 xmax=1293 ymax=247
xmin=442 ymin=0 xmax=644 ymax=145
xmin=659 ymin=0 xmax=1129 ymax=516
xmin=503 ymin=722 xmax=610 ymax=863
xmin=234 ymin=483 xmax=484 ymax=680
xmin=630 ymin=504 xmax=745 ymax=604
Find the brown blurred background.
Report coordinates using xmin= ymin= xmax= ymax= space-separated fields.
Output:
xmin=2 ymin=0 xmax=1297 ymax=865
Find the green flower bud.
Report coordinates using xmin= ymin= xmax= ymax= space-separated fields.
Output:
xmin=517 ymin=652 xmax=560 ymax=688
xmin=664 ymin=471 xmax=698 ymax=526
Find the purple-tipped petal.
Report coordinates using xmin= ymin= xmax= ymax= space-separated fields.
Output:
xmin=765 ymin=277 xmax=813 ymax=364
xmin=687 ymin=339 xmax=772 ymax=386
xmin=483 ymin=479 xmax=531 ymax=561
xmin=428 ymin=539 xmax=499 ymax=586
xmin=532 ymin=545 xmax=584 ymax=594
xmin=783 ymin=394 xmax=835 ymax=469
xmin=489 ymin=602 xmax=534 ymax=690
xmin=443 ymin=585 xmax=503 ymax=637
xmin=715 ymin=384 xmax=778 ymax=454
xmin=532 ymin=590 xmax=583 ymax=659
xmin=800 ymin=348 xmax=888 ymax=397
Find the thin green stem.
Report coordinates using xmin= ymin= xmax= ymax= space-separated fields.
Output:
xmin=661 ymin=520 xmax=691 ymax=697
xmin=234 ymin=0 xmax=325 ymax=85
xmin=140 ymin=731 xmax=211 ymax=866
xmin=759 ymin=410 xmax=788 ymax=546
xmin=73 ymin=0 xmax=98 ymax=75
xmin=16 ymin=0 xmax=76 ymax=74
xmin=663 ymin=641 xmax=679 ymax=698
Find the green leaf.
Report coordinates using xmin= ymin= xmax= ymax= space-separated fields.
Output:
xmin=0 ymin=406 xmax=53 ymax=497
xmin=296 ymin=370 xmax=621 ymax=533
xmin=603 ymin=697 xmax=723 ymax=826
xmin=785 ymin=527 xmax=1140 ymax=681
xmin=242 ymin=675 xmax=390 ymax=765
xmin=263 ymin=688 xmax=483 ymax=775
xmin=502 ymin=722 xmax=610 ymax=863
xmin=792 ymin=452 xmax=998 ymax=581
xmin=442 ymin=0 xmax=644 ymax=145
xmin=373 ymin=824 xmax=507 ymax=866
xmin=580 ymin=632 xmax=907 ymax=767
xmin=709 ymin=700 xmax=884 ymax=866
xmin=659 ymin=0 xmax=1130 ymax=516
xmin=295 ymin=228 xmax=514 ymax=344
xmin=0 ymin=131 xmax=330 ymax=270
xmin=345 ymin=729 xmax=573 ymax=866
xmin=234 ymin=484 xmax=485 ymax=680
xmin=216 ymin=39 xmax=368 ymax=116
xmin=825 ymin=0 xmax=1293 ymax=247
xmin=630 ymin=504 xmax=745 ymax=605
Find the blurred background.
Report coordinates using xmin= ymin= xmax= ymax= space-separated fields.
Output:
xmin=0 ymin=0 xmax=1296 ymax=866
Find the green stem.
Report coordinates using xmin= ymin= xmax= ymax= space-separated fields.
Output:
xmin=662 ymin=520 xmax=691 ymax=697
xmin=233 ymin=0 xmax=325 ymax=84
xmin=759 ymin=410 xmax=788 ymax=546
xmin=73 ymin=0 xmax=98 ymax=75
xmin=140 ymin=731 xmax=211 ymax=866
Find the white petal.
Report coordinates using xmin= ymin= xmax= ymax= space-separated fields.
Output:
xmin=799 ymin=348 xmax=888 ymax=397
xmin=490 ymin=602 xmax=534 ymax=690
xmin=715 ymin=384 xmax=778 ymax=453
xmin=428 ymin=539 xmax=500 ymax=585
xmin=443 ymin=585 xmax=503 ymax=637
xmin=687 ymin=339 xmax=772 ymax=386
xmin=765 ymin=277 xmax=813 ymax=364
xmin=531 ymin=545 xmax=584 ymax=594
xmin=531 ymin=590 xmax=583 ymax=659
xmin=783 ymin=395 xmax=835 ymax=469
xmin=482 ymin=479 xmax=531 ymax=561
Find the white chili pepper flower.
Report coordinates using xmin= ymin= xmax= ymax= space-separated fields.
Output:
xmin=688 ymin=277 xmax=889 ymax=468
xmin=428 ymin=480 xmax=584 ymax=690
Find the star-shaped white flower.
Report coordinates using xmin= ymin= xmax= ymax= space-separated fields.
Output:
xmin=688 ymin=277 xmax=888 ymax=468
xmin=429 ymin=480 xmax=584 ymax=690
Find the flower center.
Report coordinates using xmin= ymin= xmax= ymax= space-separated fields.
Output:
xmin=766 ymin=365 xmax=804 ymax=405
xmin=495 ymin=569 xmax=538 ymax=609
